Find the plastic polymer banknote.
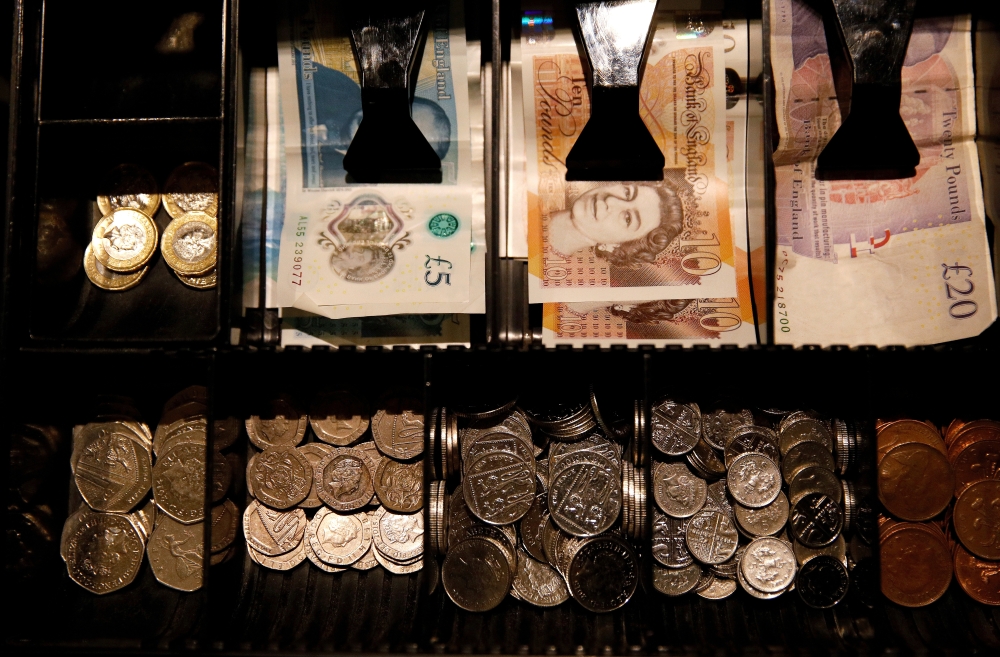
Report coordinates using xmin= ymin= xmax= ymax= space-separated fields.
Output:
xmin=521 ymin=7 xmax=737 ymax=303
xmin=276 ymin=0 xmax=479 ymax=311
xmin=770 ymin=0 xmax=996 ymax=345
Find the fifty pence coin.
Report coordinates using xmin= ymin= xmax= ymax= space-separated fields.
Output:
xmin=147 ymin=515 xmax=204 ymax=592
xmin=64 ymin=510 xmax=145 ymax=594
xmin=153 ymin=442 xmax=207 ymax=524
xmin=75 ymin=424 xmax=152 ymax=513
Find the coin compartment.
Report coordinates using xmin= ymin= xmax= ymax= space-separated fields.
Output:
xmin=208 ymin=348 xmax=435 ymax=652
xmin=37 ymin=0 xmax=225 ymax=121
xmin=22 ymin=119 xmax=224 ymax=341
xmin=7 ymin=351 xmax=213 ymax=648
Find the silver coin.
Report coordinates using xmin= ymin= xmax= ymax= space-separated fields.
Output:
xmin=695 ymin=574 xmax=738 ymax=599
xmin=548 ymin=451 xmax=621 ymax=537
xmin=464 ymin=451 xmax=536 ymax=525
xmin=781 ymin=441 xmax=836 ymax=483
xmin=463 ymin=430 xmax=534 ymax=468
xmin=373 ymin=547 xmax=423 ymax=574
xmin=789 ymin=493 xmax=843 ymax=548
xmin=351 ymin=541 xmax=380 ymax=571
xmin=685 ymin=510 xmax=739 ymax=565
xmin=740 ymin=537 xmax=797 ymax=593
xmin=512 ymin=549 xmax=569 ymax=607
xmin=447 ymin=487 xmax=479 ymax=546
xmin=686 ymin=438 xmax=727 ymax=480
xmin=724 ymin=426 xmax=779 ymax=469
xmin=296 ymin=443 xmax=335 ymax=508
xmin=653 ymin=461 xmax=707 ymax=518
xmin=736 ymin=558 xmax=787 ymax=599
xmin=567 ymin=536 xmax=638 ymax=612
xmin=519 ymin=494 xmax=550 ymax=562
xmin=727 ymin=452 xmax=782 ymax=508
xmin=652 ymin=562 xmax=702 ymax=596
xmin=734 ymin=491 xmax=789 ymax=537
xmin=709 ymin=544 xmax=745 ymax=580
xmin=793 ymin=533 xmax=847 ymax=566
xmin=778 ymin=418 xmax=833 ymax=455
xmin=247 ymin=538 xmax=307 ymax=571
xmin=370 ymin=507 xmax=424 ymax=562
xmin=242 ymin=500 xmax=307 ymax=556
xmin=702 ymin=409 xmax=754 ymax=451
xmin=535 ymin=457 xmax=549 ymax=492
xmin=788 ymin=466 xmax=842 ymax=506
xmin=550 ymin=432 xmax=621 ymax=470
xmin=306 ymin=538 xmax=346 ymax=573
xmin=442 ymin=536 xmax=513 ymax=611
xmin=307 ymin=507 xmax=371 ymax=566
xmin=703 ymin=480 xmax=734 ymax=519
xmin=650 ymin=400 xmax=701 ymax=456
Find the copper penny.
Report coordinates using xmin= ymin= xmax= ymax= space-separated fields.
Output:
xmin=953 ymin=544 xmax=1000 ymax=606
xmin=947 ymin=423 xmax=1000 ymax=461
xmin=878 ymin=443 xmax=954 ymax=521
xmin=876 ymin=420 xmax=945 ymax=461
xmin=949 ymin=420 xmax=1000 ymax=450
xmin=880 ymin=522 xmax=952 ymax=607
xmin=953 ymin=480 xmax=1000 ymax=560
xmin=951 ymin=440 xmax=1000 ymax=496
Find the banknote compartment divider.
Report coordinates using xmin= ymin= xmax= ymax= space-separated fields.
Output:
xmin=342 ymin=2 xmax=444 ymax=184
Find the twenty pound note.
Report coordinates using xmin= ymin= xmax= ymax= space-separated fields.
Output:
xmin=522 ymin=10 xmax=737 ymax=303
xmin=770 ymin=0 xmax=996 ymax=345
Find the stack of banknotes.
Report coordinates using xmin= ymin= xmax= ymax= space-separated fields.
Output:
xmin=512 ymin=5 xmax=760 ymax=347
xmin=769 ymin=0 xmax=996 ymax=345
xmin=243 ymin=0 xmax=485 ymax=346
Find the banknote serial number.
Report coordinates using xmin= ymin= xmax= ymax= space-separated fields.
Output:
xmin=290 ymin=216 xmax=308 ymax=286
xmin=941 ymin=263 xmax=978 ymax=319
xmin=776 ymin=251 xmax=790 ymax=333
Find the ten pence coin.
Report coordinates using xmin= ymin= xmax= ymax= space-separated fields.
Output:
xmin=512 ymin=550 xmax=569 ymax=607
xmin=567 ymin=536 xmax=638 ymax=612
xmin=442 ymin=536 xmax=512 ymax=612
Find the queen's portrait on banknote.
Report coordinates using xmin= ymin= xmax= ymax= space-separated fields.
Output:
xmin=546 ymin=179 xmax=684 ymax=268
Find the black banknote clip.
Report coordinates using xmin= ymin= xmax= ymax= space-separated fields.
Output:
xmin=816 ymin=0 xmax=919 ymax=180
xmin=344 ymin=2 xmax=442 ymax=184
xmin=566 ymin=0 xmax=664 ymax=182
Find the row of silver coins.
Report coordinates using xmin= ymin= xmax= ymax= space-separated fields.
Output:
xmin=242 ymin=394 xmax=424 ymax=573
xmin=62 ymin=388 xmax=228 ymax=594
xmin=434 ymin=392 xmax=640 ymax=613
xmin=649 ymin=401 xmax=851 ymax=608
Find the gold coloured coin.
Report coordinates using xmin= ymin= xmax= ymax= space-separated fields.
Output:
xmin=176 ymin=268 xmax=217 ymax=289
xmin=83 ymin=244 xmax=148 ymax=291
xmin=96 ymin=163 xmax=161 ymax=218
xmin=161 ymin=212 xmax=217 ymax=276
xmin=92 ymin=209 xmax=159 ymax=272
xmin=162 ymin=162 xmax=219 ymax=219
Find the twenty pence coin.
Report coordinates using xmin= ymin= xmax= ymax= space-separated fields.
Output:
xmin=249 ymin=446 xmax=313 ymax=509
xmin=242 ymin=500 xmax=306 ymax=556
xmin=315 ymin=448 xmax=374 ymax=511
xmin=371 ymin=397 xmax=425 ymax=460
xmin=373 ymin=458 xmax=423 ymax=513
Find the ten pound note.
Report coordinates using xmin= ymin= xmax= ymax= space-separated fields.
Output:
xmin=770 ymin=0 xmax=996 ymax=346
xmin=523 ymin=13 xmax=738 ymax=304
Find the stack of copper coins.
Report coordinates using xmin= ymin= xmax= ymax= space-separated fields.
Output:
xmin=877 ymin=418 xmax=999 ymax=607
xmin=945 ymin=420 xmax=1000 ymax=607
